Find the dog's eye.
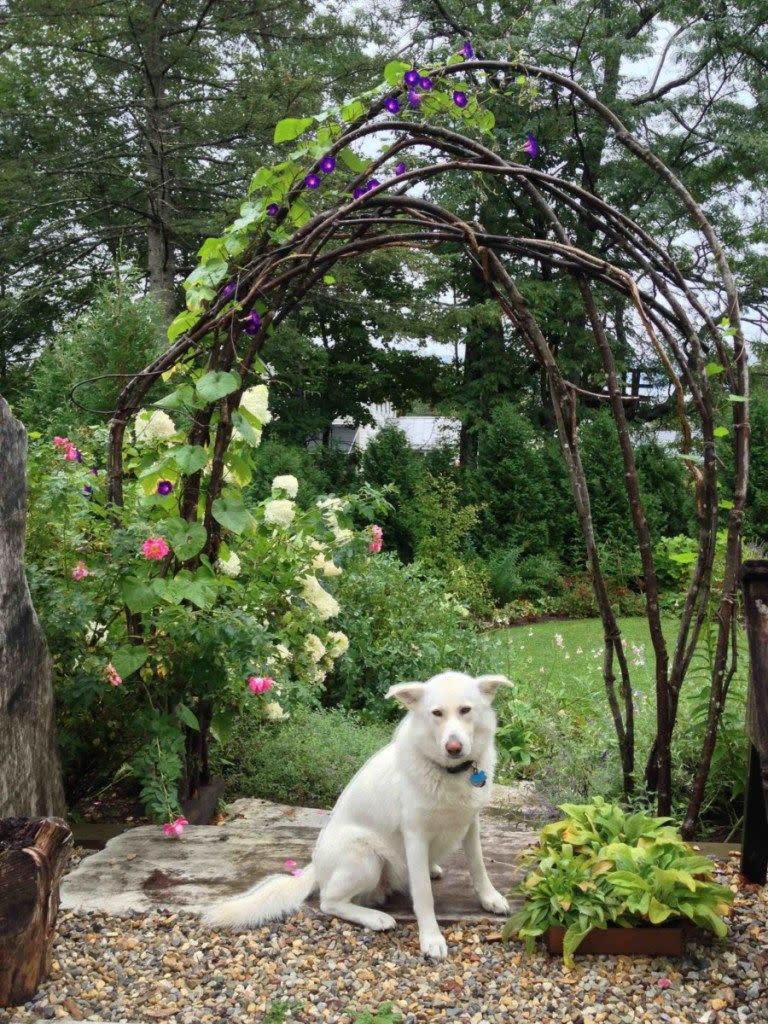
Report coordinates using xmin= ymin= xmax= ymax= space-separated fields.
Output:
xmin=459 ymin=706 xmax=472 ymax=715
xmin=431 ymin=709 xmax=443 ymax=718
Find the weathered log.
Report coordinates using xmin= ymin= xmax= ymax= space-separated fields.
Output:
xmin=0 ymin=816 xmax=73 ymax=1006
xmin=0 ymin=397 xmax=66 ymax=817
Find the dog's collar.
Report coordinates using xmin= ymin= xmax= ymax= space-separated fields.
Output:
xmin=444 ymin=760 xmax=488 ymax=787
xmin=445 ymin=759 xmax=475 ymax=774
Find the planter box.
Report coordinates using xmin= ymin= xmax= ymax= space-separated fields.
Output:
xmin=545 ymin=923 xmax=688 ymax=957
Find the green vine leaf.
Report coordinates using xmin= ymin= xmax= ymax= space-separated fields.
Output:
xmin=274 ymin=116 xmax=314 ymax=143
xmin=111 ymin=645 xmax=149 ymax=680
xmin=167 ymin=310 xmax=200 ymax=343
xmin=160 ymin=517 xmax=208 ymax=560
xmin=176 ymin=702 xmax=200 ymax=732
xmin=212 ymin=495 xmax=252 ymax=534
xmin=195 ymin=370 xmax=242 ymax=403
xmin=171 ymin=445 xmax=209 ymax=474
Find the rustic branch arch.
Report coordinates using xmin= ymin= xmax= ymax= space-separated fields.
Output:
xmin=107 ymin=59 xmax=749 ymax=836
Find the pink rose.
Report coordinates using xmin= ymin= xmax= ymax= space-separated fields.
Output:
xmin=71 ymin=561 xmax=90 ymax=581
xmin=53 ymin=436 xmax=70 ymax=448
xmin=368 ymin=524 xmax=383 ymax=554
xmin=141 ymin=536 xmax=170 ymax=560
xmin=162 ymin=817 xmax=189 ymax=838
xmin=248 ymin=676 xmax=274 ymax=694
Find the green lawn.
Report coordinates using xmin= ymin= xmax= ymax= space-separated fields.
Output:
xmin=475 ymin=617 xmax=747 ymax=819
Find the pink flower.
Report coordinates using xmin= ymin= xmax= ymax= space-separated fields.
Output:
xmin=105 ymin=663 xmax=123 ymax=687
xmin=71 ymin=561 xmax=90 ymax=581
xmin=658 ymin=978 xmax=671 ymax=989
xmin=53 ymin=436 xmax=70 ymax=448
xmin=290 ymin=868 xmax=303 ymax=877
xmin=162 ymin=817 xmax=189 ymax=838
xmin=64 ymin=443 xmax=81 ymax=461
xmin=142 ymin=536 xmax=170 ymax=560
xmin=248 ymin=675 xmax=274 ymax=694
xmin=283 ymin=859 xmax=298 ymax=869
xmin=368 ymin=524 xmax=383 ymax=554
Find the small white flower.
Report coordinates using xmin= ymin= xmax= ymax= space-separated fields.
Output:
xmin=326 ymin=631 xmax=349 ymax=657
xmin=312 ymin=553 xmax=342 ymax=577
xmin=215 ymin=550 xmax=241 ymax=577
xmin=272 ymin=474 xmax=298 ymax=499
xmin=317 ymin=497 xmax=344 ymax=512
xmin=305 ymin=633 xmax=327 ymax=663
xmin=264 ymin=499 xmax=295 ymax=527
xmin=300 ymin=575 xmax=340 ymax=620
xmin=275 ymin=643 xmax=292 ymax=662
xmin=264 ymin=700 xmax=289 ymax=721
xmin=332 ymin=526 xmax=354 ymax=545
xmin=554 ymin=633 xmax=564 ymax=649
xmin=310 ymin=666 xmax=326 ymax=684
xmin=133 ymin=409 xmax=176 ymax=444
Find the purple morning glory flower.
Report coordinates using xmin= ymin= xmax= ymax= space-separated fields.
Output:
xmin=461 ymin=40 xmax=474 ymax=59
xmin=452 ymin=90 xmax=468 ymax=108
xmin=419 ymin=76 xmax=433 ymax=91
xmin=74 ymin=448 xmax=83 ymax=463
xmin=221 ymin=282 xmax=236 ymax=301
xmin=403 ymin=69 xmax=420 ymax=87
xmin=384 ymin=96 xmax=400 ymax=114
xmin=266 ymin=203 xmax=280 ymax=217
xmin=243 ymin=309 xmax=262 ymax=335
xmin=394 ymin=161 xmax=407 ymax=176
xmin=352 ymin=186 xmax=366 ymax=199
xmin=407 ymin=89 xmax=421 ymax=108
xmin=89 ymin=465 xmax=98 ymax=476
xmin=523 ymin=132 xmax=539 ymax=158
xmin=319 ymin=155 xmax=336 ymax=174
xmin=304 ymin=173 xmax=321 ymax=189
xmin=157 ymin=480 xmax=173 ymax=496
xmin=366 ymin=178 xmax=380 ymax=191
xmin=82 ymin=485 xmax=93 ymax=497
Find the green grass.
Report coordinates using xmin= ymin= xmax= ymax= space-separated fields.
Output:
xmin=475 ymin=616 xmax=747 ymax=821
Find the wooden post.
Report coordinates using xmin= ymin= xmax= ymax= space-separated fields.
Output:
xmin=739 ymin=560 xmax=768 ymax=884
xmin=0 ymin=817 xmax=72 ymax=1007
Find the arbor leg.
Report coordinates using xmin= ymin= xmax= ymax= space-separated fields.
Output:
xmin=740 ymin=745 xmax=768 ymax=885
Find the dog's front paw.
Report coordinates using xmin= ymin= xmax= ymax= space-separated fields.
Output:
xmin=429 ymin=864 xmax=443 ymax=880
xmin=479 ymin=889 xmax=510 ymax=915
xmin=419 ymin=929 xmax=448 ymax=960
xmin=366 ymin=910 xmax=397 ymax=930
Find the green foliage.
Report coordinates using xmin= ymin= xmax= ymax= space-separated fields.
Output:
xmin=489 ymin=547 xmax=563 ymax=605
xmin=19 ymin=278 xmax=164 ymax=431
xmin=503 ymin=798 xmax=734 ymax=967
xmin=326 ymin=553 xmax=484 ymax=719
xmin=361 ymin=426 xmax=424 ymax=559
xmin=351 ymin=1005 xmax=403 ymax=1024
xmin=213 ymin=708 xmax=390 ymax=808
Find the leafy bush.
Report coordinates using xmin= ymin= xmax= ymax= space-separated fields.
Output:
xmin=25 ymin=403 xmax=372 ymax=824
xmin=504 ymin=797 xmax=733 ymax=967
xmin=213 ymin=708 xmax=390 ymax=808
xmin=489 ymin=547 xmax=563 ymax=605
xmin=361 ymin=425 xmax=424 ymax=559
xmin=20 ymin=277 xmax=165 ymax=432
xmin=325 ymin=553 xmax=485 ymax=718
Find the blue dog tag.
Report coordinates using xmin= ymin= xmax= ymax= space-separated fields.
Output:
xmin=470 ymin=769 xmax=487 ymax=788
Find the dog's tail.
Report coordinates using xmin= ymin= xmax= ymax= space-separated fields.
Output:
xmin=203 ymin=864 xmax=318 ymax=929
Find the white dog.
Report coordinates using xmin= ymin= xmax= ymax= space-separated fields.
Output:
xmin=204 ymin=671 xmax=511 ymax=959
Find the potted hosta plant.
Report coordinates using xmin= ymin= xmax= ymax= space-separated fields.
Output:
xmin=503 ymin=797 xmax=733 ymax=966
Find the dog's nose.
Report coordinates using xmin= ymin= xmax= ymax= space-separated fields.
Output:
xmin=445 ymin=738 xmax=463 ymax=756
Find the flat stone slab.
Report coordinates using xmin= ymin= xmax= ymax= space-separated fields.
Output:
xmin=62 ymin=797 xmax=537 ymax=921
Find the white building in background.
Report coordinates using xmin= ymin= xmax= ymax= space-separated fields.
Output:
xmin=321 ymin=403 xmax=461 ymax=454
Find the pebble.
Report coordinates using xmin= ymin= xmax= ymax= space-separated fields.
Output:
xmin=1 ymin=860 xmax=765 ymax=1024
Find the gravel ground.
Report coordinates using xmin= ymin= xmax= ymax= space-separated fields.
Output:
xmin=2 ymin=853 xmax=766 ymax=1024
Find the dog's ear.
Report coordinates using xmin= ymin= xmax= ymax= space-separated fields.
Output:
xmin=475 ymin=674 xmax=513 ymax=700
xmin=385 ymin=682 xmax=424 ymax=708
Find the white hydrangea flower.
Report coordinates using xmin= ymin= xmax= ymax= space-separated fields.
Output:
xmin=304 ymin=633 xmax=327 ymax=663
xmin=85 ymin=621 xmax=108 ymax=646
xmin=312 ymin=553 xmax=342 ymax=577
xmin=240 ymin=384 xmax=272 ymax=424
xmin=215 ymin=550 xmax=241 ymax=577
xmin=326 ymin=631 xmax=349 ymax=657
xmin=300 ymin=575 xmax=340 ymax=620
xmin=332 ymin=526 xmax=354 ymax=545
xmin=264 ymin=499 xmax=295 ymax=527
xmin=311 ymin=666 xmax=327 ymax=684
xmin=275 ymin=643 xmax=293 ymax=662
xmin=133 ymin=409 xmax=176 ymax=444
xmin=264 ymin=700 xmax=289 ymax=721
xmin=272 ymin=474 xmax=298 ymax=498
xmin=317 ymin=496 xmax=345 ymax=512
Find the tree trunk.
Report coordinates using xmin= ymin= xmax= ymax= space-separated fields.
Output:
xmin=0 ymin=398 xmax=66 ymax=818
xmin=141 ymin=0 xmax=176 ymax=321
xmin=0 ymin=817 xmax=72 ymax=1007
